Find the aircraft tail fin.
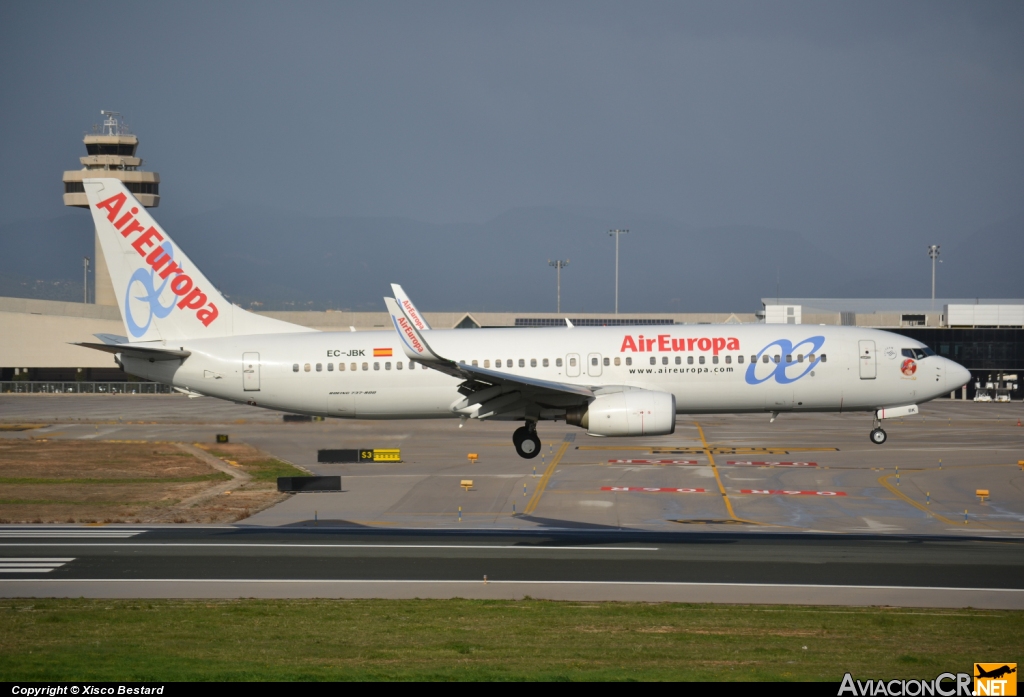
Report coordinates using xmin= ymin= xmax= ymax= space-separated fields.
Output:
xmin=84 ymin=178 xmax=314 ymax=342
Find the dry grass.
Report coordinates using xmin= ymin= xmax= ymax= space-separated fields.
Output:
xmin=0 ymin=440 xmax=305 ymax=524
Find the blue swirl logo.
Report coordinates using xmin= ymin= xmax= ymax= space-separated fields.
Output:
xmin=744 ymin=336 xmax=825 ymax=385
xmin=124 ymin=242 xmax=178 ymax=338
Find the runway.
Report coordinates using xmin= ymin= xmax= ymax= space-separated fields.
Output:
xmin=1 ymin=526 xmax=1022 ymax=608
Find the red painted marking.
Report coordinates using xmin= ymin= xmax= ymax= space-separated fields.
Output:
xmin=727 ymin=461 xmax=817 ymax=467
xmin=608 ymin=459 xmax=698 ymax=465
xmin=739 ymin=489 xmax=845 ymax=496
xmin=601 ymin=487 xmax=705 ymax=493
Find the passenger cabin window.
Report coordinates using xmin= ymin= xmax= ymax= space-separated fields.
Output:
xmin=484 ymin=360 xmax=491 ymax=368
xmin=385 ymin=362 xmax=391 ymax=370
xmin=603 ymin=357 xmax=609 ymax=366
xmin=374 ymin=362 xmax=380 ymax=370
xmin=304 ymin=363 xmax=311 ymax=372
xmin=593 ymin=357 xmax=599 ymax=366
xmin=292 ymin=364 xmax=299 ymax=372
xmin=339 ymin=363 xmax=345 ymax=371
xmin=530 ymin=359 xmax=537 ymax=367
xmin=650 ymin=357 xmax=656 ymax=365
xmin=409 ymin=362 xmax=414 ymax=370
xmin=808 ymin=354 xmax=815 ymax=363
xmin=396 ymin=361 xmax=402 ymax=370
xmin=518 ymin=359 xmax=525 ymax=368
xmin=543 ymin=358 xmax=549 ymax=367
xmin=687 ymin=356 xmax=693 ymax=365
xmin=328 ymin=363 xmax=334 ymax=371
xmin=675 ymin=356 xmax=681 ymax=365
xmin=774 ymin=355 xmax=781 ymax=363
xmin=712 ymin=356 xmax=718 ymax=364
xmin=738 ymin=355 xmax=744 ymax=364
xmin=316 ymin=363 xmax=322 ymax=372
xmin=625 ymin=357 xmax=632 ymax=366
xmin=725 ymin=356 xmax=731 ymax=364
xmin=472 ymin=360 xmax=478 ymax=367
xmin=786 ymin=355 xmax=792 ymax=363
xmin=752 ymin=355 xmax=758 ymax=364
xmin=614 ymin=357 xmax=620 ymax=366
xmin=496 ymin=360 xmax=502 ymax=368
xmin=350 ymin=363 xmax=357 ymax=371
xmin=797 ymin=354 xmax=803 ymax=362
xmin=662 ymin=356 xmax=668 ymax=365
xmin=556 ymin=358 xmax=563 ymax=367
xmin=699 ymin=356 xmax=705 ymax=365
xmin=820 ymin=354 xmax=827 ymax=363
xmin=569 ymin=357 xmax=576 ymax=367
xmin=362 ymin=362 xmax=368 ymax=371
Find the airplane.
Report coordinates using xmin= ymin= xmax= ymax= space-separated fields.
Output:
xmin=75 ymin=178 xmax=972 ymax=458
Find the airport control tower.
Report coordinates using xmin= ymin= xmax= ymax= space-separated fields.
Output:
xmin=62 ymin=111 xmax=160 ymax=306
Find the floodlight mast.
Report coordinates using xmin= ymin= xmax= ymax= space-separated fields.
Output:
xmin=928 ymin=244 xmax=941 ymax=307
xmin=609 ymin=229 xmax=628 ymax=314
xmin=548 ymin=259 xmax=569 ymax=313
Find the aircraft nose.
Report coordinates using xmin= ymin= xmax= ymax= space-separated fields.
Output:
xmin=947 ymin=360 xmax=971 ymax=391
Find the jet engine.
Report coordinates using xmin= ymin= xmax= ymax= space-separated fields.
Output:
xmin=565 ymin=389 xmax=676 ymax=437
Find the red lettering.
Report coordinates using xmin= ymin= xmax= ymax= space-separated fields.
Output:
xmin=712 ymin=337 xmax=726 ymax=355
xmin=196 ymin=303 xmax=219 ymax=327
xmin=158 ymin=260 xmax=183 ymax=279
xmin=119 ymin=219 xmax=145 ymax=239
xmin=687 ymin=338 xmax=697 ymax=351
xmin=95 ymin=193 xmax=126 ymax=222
xmin=637 ymin=335 xmax=644 ymax=352
xmin=697 ymin=338 xmax=711 ymax=351
xmin=113 ymin=207 xmax=139 ymax=229
xmin=146 ymin=247 xmax=171 ymax=271
xmin=727 ymin=338 xmax=740 ymax=351
xmin=130 ymin=227 xmax=164 ymax=257
xmin=620 ymin=336 xmax=637 ymax=352
xmin=177 ymin=287 xmax=207 ymax=310
xmin=170 ymin=274 xmax=193 ymax=295
xmin=646 ymin=339 xmax=656 ymax=352
xmin=657 ymin=334 xmax=671 ymax=351
xmin=672 ymin=338 xmax=686 ymax=351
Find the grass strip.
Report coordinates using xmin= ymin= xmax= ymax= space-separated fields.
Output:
xmin=0 ymin=474 xmax=231 ymax=484
xmin=0 ymin=599 xmax=1018 ymax=681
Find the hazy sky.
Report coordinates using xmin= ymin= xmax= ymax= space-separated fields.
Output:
xmin=2 ymin=1 xmax=1022 ymax=267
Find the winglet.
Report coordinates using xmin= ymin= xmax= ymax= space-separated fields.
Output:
xmin=565 ymin=318 xmax=574 ymax=328
xmin=384 ymin=297 xmax=445 ymax=362
xmin=391 ymin=284 xmax=432 ymax=331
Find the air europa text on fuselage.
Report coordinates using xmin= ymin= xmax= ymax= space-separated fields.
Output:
xmin=95 ymin=193 xmax=219 ymax=327
xmin=620 ymin=334 xmax=740 ymax=355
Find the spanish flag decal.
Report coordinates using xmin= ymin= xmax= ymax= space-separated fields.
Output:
xmin=373 ymin=348 xmax=393 ymax=357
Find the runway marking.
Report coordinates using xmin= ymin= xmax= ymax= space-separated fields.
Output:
xmin=0 ymin=558 xmax=74 ymax=573
xmin=694 ymin=422 xmax=765 ymax=526
xmin=608 ymin=459 xmax=698 ymax=465
xmin=601 ymin=487 xmax=706 ymax=493
xmin=0 ymin=530 xmax=144 ymax=538
xmin=726 ymin=461 xmax=817 ymax=467
xmin=2 ymin=579 xmax=1021 ymax=594
xmin=524 ymin=438 xmax=571 ymax=515
xmin=0 ymin=543 xmax=659 ymax=551
xmin=738 ymin=490 xmax=846 ymax=497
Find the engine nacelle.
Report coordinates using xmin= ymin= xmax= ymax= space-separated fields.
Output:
xmin=565 ymin=389 xmax=676 ymax=437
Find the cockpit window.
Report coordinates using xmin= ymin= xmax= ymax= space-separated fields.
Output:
xmin=902 ymin=347 xmax=934 ymax=360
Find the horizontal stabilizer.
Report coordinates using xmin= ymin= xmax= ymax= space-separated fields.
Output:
xmin=73 ymin=342 xmax=191 ymax=361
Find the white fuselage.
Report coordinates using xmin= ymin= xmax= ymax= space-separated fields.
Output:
xmin=119 ymin=324 xmax=970 ymax=422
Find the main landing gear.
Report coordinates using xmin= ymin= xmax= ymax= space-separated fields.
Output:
xmin=513 ymin=423 xmax=541 ymax=459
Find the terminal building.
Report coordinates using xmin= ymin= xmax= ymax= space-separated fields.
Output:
xmin=0 ymin=117 xmax=1021 ymax=400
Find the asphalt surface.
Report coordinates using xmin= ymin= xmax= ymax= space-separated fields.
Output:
xmin=2 ymin=526 xmax=1022 ymax=607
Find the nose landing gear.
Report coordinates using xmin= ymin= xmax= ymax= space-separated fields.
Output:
xmin=870 ymin=427 xmax=887 ymax=445
xmin=513 ymin=423 xmax=541 ymax=459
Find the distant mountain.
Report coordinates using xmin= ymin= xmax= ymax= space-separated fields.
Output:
xmin=1 ymin=205 xmax=1020 ymax=312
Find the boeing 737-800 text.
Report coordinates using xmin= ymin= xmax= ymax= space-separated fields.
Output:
xmin=77 ymin=179 xmax=971 ymax=458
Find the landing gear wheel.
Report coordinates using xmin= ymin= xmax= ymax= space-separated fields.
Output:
xmin=870 ymin=427 xmax=887 ymax=445
xmin=513 ymin=426 xmax=541 ymax=459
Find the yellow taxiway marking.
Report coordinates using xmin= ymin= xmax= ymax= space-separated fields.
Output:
xmin=694 ymin=422 xmax=765 ymax=525
xmin=524 ymin=440 xmax=571 ymax=515
xmin=877 ymin=474 xmax=958 ymax=526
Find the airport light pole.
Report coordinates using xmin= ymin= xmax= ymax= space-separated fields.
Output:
xmin=83 ymin=257 xmax=90 ymax=304
xmin=548 ymin=259 xmax=569 ymax=313
xmin=927 ymin=244 xmax=940 ymax=307
xmin=609 ymin=229 xmax=628 ymax=314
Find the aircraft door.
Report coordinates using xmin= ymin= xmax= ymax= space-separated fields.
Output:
xmin=242 ymin=352 xmax=260 ymax=391
xmin=566 ymin=353 xmax=581 ymax=377
xmin=588 ymin=353 xmax=603 ymax=377
xmin=859 ymin=340 xmax=876 ymax=379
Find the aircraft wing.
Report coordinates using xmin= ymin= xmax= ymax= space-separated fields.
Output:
xmin=384 ymin=296 xmax=593 ymax=419
xmin=390 ymin=284 xmax=432 ymax=330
